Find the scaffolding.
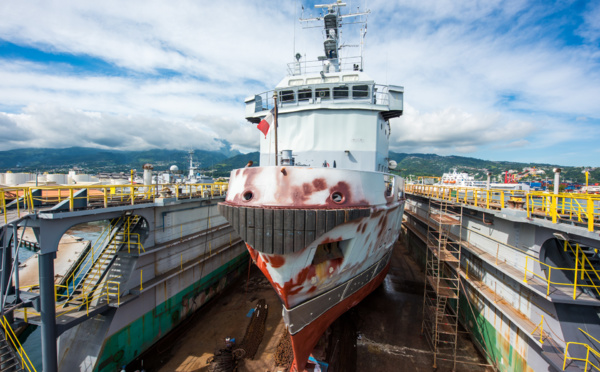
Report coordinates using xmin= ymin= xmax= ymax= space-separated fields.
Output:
xmin=421 ymin=198 xmax=463 ymax=370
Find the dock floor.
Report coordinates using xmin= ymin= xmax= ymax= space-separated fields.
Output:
xmin=134 ymin=240 xmax=493 ymax=372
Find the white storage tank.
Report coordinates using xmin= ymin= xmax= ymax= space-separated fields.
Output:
xmin=5 ymin=172 xmax=32 ymax=186
xmin=46 ymin=173 xmax=68 ymax=185
xmin=73 ymin=174 xmax=91 ymax=183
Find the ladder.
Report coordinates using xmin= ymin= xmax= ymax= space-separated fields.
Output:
xmin=421 ymin=198 xmax=463 ymax=370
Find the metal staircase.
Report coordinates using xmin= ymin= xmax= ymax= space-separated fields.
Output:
xmin=0 ymin=331 xmax=23 ymax=372
xmin=0 ymin=316 xmax=35 ymax=372
xmin=61 ymin=215 xmax=143 ymax=308
xmin=421 ymin=198 xmax=463 ymax=370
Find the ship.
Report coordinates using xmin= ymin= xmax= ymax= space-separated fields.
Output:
xmin=218 ymin=1 xmax=406 ymax=370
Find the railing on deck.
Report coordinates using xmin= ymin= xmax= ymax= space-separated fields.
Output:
xmin=250 ymin=83 xmax=396 ymax=113
xmin=0 ymin=186 xmax=35 ymax=223
xmin=527 ymin=192 xmax=599 ymax=231
xmin=286 ymin=56 xmax=364 ymax=76
xmin=563 ymin=328 xmax=600 ymax=371
xmin=62 ymin=217 xmax=123 ymax=296
xmin=0 ymin=315 xmax=37 ymax=372
xmin=406 ymin=184 xmax=599 ymax=232
xmin=17 ymin=280 xmax=121 ymax=322
xmin=563 ymin=342 xmax=600 ymax=371
xmin=0 ymin=182 xmax=228 ymax=220
xmin=523 ymin=241 xmax=600 ymax=300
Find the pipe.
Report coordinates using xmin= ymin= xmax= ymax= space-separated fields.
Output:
xmin=553 ymin=168 xmax=561 ymax=195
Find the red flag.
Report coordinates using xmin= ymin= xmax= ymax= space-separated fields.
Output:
xmin=257 ymin=109 xmax=274 ymax=138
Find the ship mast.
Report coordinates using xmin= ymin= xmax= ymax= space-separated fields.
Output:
xmin=300 ymin=0 xmax=370 ymax=73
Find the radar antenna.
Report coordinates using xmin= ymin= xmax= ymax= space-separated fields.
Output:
xmin=299 ymin=1 xmax=370 ymax=73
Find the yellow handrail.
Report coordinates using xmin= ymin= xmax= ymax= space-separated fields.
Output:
xmin=1 ymin=316 xmax=37 ymax=372
xmin=17 ymin=281 xmax=121 ymax=321
xmin=531 ymin=315 xmax=546 ymax=344
xmin=563 ymin=342 xmax=600 ymax=371
xmin=63 ymin=217 xmax=122 ymax=297
xmin=523 ymin=255 xmax=600 ymax=299
xmin=2 ymin=182 xmax=228 ymax=220
xmin=579 ymin=328 xmax=600 ymax=346
xmin=565 ymin=241 xmax=600 ymax=299
xmin=406 ymin=184 xmax=599 ymax=232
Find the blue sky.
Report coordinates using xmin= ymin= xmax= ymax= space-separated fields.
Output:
xmin=0 ymin=0 xmax=599 ymax=166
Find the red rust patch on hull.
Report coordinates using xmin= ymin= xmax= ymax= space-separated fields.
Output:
xmin=268 ymin=255 xmax=286 ymax=268
xmin=289 ymin=260 xmax=392 ymax=372
xmin=312 ymin=178 xmax=327 ymax=191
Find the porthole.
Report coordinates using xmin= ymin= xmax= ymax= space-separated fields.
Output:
xmin=331 ymin=192 xmax=344 ymax=203
xmin=243 ymin=191 xmax=253 ymax=201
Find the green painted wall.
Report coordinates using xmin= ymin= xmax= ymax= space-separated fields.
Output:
xmin=403 ymin=230 xmax=533 ymax=372
xmin=94 ymin=251 xmax=248 ymax=371
xmin=457 ymin=294 xmax=533 ymax=372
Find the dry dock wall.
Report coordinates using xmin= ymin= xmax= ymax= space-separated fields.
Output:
xmin=57 ymin=199 xmax=249 ymax=372
xmin=403 ymin=194 xmax=600 ymax=372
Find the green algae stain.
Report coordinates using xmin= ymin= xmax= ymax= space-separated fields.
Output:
xmin=94 ymin=252 xmax=248 ymax=372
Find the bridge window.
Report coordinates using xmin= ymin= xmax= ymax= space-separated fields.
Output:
xmin=316 ymin=88 xmax=330 ymax=99
xmin=280 ymin=90 xmax=295 ymax=103
xmin=298 ymin=88 xmax=312 ymax=101
xmin=353 ymin=85 xmax=369 ymax=98
xmin=333 ymin=86 xmax=349 ymax=99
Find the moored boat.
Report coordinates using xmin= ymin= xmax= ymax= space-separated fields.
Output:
xmin=219 ymin=1 xmax=406 ymax=370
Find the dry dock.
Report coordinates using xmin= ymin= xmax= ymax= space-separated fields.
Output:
xmin=139 ymin=237 xmax=491 ymax=372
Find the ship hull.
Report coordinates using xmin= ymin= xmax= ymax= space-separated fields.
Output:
xmin=287 ymin=251 xmax=392 ymax=371
xmin=220 ymin=165 xmax=405 ymax=370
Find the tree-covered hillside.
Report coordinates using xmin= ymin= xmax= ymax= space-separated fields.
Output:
xmin=0 ymin=148 xmax=596 ymax=184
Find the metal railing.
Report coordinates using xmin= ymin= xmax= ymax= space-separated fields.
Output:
xmin=250 ymin=83 xmax=397 ymax=114
xmin=61 ymin=217 xmax=123 ymax=296
xmin=286 ymin=56 xmax=364 ymax=76
xmin=563 ymin=328 xmax=600 ymax=371
xmin=527 ymin=192 xmax=599 ymax=231
xmin=563 ymin=342 xmax=600 ymax=371
xmin=0 ymin=315 xmax=37 ymax=372
xmin=523 ymin=242 xmax=600 ymax=300
xmin=0 ymin=182 xmax=228 ymax=219
xmin=406 ymin=184 xmax=599 ymax=232
xmin=0 ymin=186 xmax=35 ymax=223
xmin=17 ymin=280 xmax=121 ymax=322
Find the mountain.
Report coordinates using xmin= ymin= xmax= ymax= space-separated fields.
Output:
xmin=388 ymin=152 xmax=599 ymax=184
xmin=0 ymin=148 xmax=596 ymax=184
xmin=212 ymin=152 xmax=259 ymax=177
xmin=0 ymin=147 xmax=229 ymax=174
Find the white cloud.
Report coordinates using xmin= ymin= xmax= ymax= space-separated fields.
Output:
xmin=0 ymin=0 xmax=598 ymax=166
xmin=0 ymin=104 xmax=256 ymax=152
xmin=390 ymin=103 xmax=535 ymax=154
xmin=577 ymin=1 xmax=600 ymax=42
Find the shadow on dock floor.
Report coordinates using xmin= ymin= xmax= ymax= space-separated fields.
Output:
xmin=136 ymin=239 xmax=493 ymax=372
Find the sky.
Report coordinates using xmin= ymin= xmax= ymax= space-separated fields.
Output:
xmin=0 ymin=0 xmax=599 ymax=166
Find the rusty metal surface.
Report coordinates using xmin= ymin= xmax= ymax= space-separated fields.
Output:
xmin=223 ymin=166 xmax=400 ymax=209
xmin=282 ymin=250 xmax=391 ymax=334
xmin=221 ymin=165 xmax=405 ymax=310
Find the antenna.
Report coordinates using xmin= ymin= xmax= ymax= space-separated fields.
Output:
xmin=294 ymin=0 xmax=297 ymax=59
xmin=299 ymin=1 xmax=370 ymax=74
